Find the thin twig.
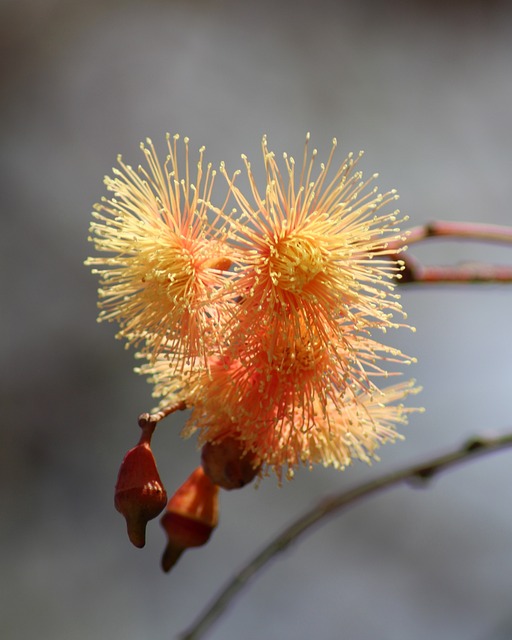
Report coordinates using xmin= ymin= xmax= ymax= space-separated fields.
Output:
xmin=385 ymin=221 xmax=512 ymax=285
xmin=398 ymin=261 xmax=512 ymax=285
xmin=390 ymin=221 xmax=512 ymax=250
xmin=138 ymin=400 xmax=187 ymax=430
xmin=179 ymin=431 xmax=512 ymax=640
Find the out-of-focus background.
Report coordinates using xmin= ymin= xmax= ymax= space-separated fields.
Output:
xmin=2 ymin=1 xmax=512 ymax=638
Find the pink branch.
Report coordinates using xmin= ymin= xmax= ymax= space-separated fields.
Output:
xmin=386 ymin=221 xmax=512 ymax=285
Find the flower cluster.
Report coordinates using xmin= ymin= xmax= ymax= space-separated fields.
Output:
xmin=87 ymin=133 xmax=420 ymax=564
xmin=88 ymin=133 xmax=420 ymax=479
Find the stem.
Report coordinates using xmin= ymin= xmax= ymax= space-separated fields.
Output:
xmin=138 ymin=400 xmax=187 ymax=431
xmin=385 ymin=221 xmax=512 ymax=285
xmin=390 ymin=221 xmax=512 ymax=249
xmin=179 ymin=431 xmax=512 ymax=640
xmin=398 ymin=260 xmax=512 ymax=285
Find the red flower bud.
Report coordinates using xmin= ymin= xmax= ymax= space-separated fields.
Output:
xmin=201 ymin=437 xmax=261 ymax=490
xmin=160 ymin=466 xmax=219 ymax=572
xmin=114 ymin=434 xmax=167 ymax=549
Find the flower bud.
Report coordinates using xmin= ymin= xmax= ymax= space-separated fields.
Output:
xmin=114 ymin=438 xmax=167 ymax=549
xmin=160 ymin=466 xmax=219 ymax=572
xmin=201 ymin=437 xmax=261 ymax=490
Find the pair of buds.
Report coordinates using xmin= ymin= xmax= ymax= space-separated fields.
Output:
xmin=114 ymin=425 xmax=260 ymax=572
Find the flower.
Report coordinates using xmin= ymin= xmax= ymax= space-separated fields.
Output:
xmin=219 ymin=134 xmax=409 ymax=360
xmin=86 ymin=134 xmax=232 ymax=368
xmin=139 ymin=323 xmax=419 ymax=481
xmin=185 ymin=377 xmax=421 ymax=482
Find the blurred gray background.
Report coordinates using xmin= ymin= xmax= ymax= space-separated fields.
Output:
xmin=2 ymin=0 xmax=512 ymax=639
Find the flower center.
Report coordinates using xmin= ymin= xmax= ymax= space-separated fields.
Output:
xmin=270 ymin=235 xmax=325 ymax=293
xmin=142 ymin=244 xmax=197 ymax=307
xmin=273 ymin=334 xmax=327 ymax=375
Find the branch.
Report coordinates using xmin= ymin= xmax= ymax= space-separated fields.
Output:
xmin=385 ymin=221 xmax=512 ymax=285
xmin=391 ymin=221 xmax=512 ymax=249
xmin=179 ymin=431 xmax=512 ymax=640
xmin=398 ymin=259 xmax=512 ymax=285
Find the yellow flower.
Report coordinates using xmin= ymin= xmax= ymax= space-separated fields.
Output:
xmin=220 ymin=134 xmax=408 ymax=359
xmin=86 ymin=135 xmax=232 ymax=367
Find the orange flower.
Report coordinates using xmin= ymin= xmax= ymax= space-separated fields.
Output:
xmin=140 ymin=321 xmax=419 ymax=481
xmin=86 ymin=135 xmax=232 ymax=367
xmin=183 ymin=378 xmax=421 ymax=482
